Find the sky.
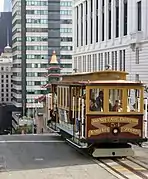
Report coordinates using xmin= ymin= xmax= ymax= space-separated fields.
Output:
xmin=0 ymin=0 xmax=4 ymax=12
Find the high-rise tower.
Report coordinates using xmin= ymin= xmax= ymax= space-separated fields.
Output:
xmin=12 ymin=0 xmax=73 ymax=117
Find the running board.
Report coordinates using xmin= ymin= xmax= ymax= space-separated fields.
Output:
xmin=66 ymin=138 xmax=88 ymax=149
xmin=47 ymin=126 xmax=59 ymax=133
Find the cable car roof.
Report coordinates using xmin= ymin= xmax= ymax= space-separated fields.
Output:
xmin=77 ymin=80 xmax=144 ymax=85
xmin=54 ymin=80 xmax=145 ymax=86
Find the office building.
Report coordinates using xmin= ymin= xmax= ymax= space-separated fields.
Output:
xmin=60 ymin=0 xmax=73 ymax=74
xmin=0 ymin=43 xmax=13 ymax=103
xmin=73 ymin=0 xmax=148 ymax=86
xmin=12 ymin=0 xmax=72 ymax=115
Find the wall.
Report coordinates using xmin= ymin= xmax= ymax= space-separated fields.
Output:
xmin=0 ymin=104 xmax=17 ymax=134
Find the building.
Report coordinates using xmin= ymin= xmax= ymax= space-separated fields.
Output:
xmin=73 ymin=0 xmax=148 ymax=84
xmin=0 ymin=43 xmax=14 ymax=134
xmin=4 ymin=0 xmax=12 ymax=12
xmin=12 ymin=0 xmax=72 ymax=116
xmin=60 ymin=0 xmax=73 ymax=74
xmin=0 ymin=44 xmax=13 ymax=103
xmin=0 ymin=12 xmax=12 ymax=54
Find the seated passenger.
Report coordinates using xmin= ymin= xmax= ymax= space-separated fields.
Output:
xmin=112 ymin=100 xmax=122 ymax=112
xmin=90 ymin=99 xmax=98 ymax=111
xmin=96 ymin=91 xmax=104 ymax=111
xmin=109 ymin=100 xmax=113 ymax=111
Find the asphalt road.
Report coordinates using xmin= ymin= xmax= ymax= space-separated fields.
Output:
xmin=0 ymin=134 xmax=94 ymax=171
xmin=0 ymin=134 xmax=117 ymax=179
xmin=0 ymin=134 xmax=147 ymax=179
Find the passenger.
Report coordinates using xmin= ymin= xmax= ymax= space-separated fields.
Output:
xmin=82 ymin=93 xmax=86 ymax=100
xmin=76 ymin=118 xmax=81 ymax=135
xmin=90 ymin=99 xmax=98 ymax=111
xmin=112 ymin=100 xmax=122 ymax=112
xmin=96 ymin=91 xmax=104 ymax=111
xmin=127 ymin=105 xmax=131 ymax=112
xmin=109 ymin=99 xmax=113 ymax=111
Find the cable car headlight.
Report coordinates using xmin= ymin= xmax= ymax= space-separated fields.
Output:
xmin=113 ymin=129 xmax=118 ymax=134
xmin=112 ymin=128 xmax=119 ymax=135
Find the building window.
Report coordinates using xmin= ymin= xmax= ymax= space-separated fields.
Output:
xmin=123 ymin=50 xmax=125 ymax=71
xmin=101 ymin=53 xmax=103 ymax=70
xmin=135 ymin=47 xmax=140 ymax=64
xmin=107 ymin=52 xmax=110 ymax=65
xmin=115 ymin=51 xmax=117 ymax=70
xmin=92 ymin=54 xmax=95 ymax=71
xmin=119 ymin=50 xmax=122 ymax=71
xmin=105 ymin=52 xmax=107 ymax=66
xmin=85 ymin=1 xmax=88 ymax=45
xmin=102 ymin=0 xmax=105 ymax=41
xmin=90 ymin=0 xmax=93 ymax=44
xmin=81 ymin=3 xmax=83 ymax=46
xmin=115 ymin=0 xmax=119 ymax=37
xmin=135 ymin=74 xmax=139 ymax=81
xmin=60 ymin=28 xmax=72 ymax=33
xmin=137 ymin=1 xmax=141 ymax=31
xmin=96 ymin=0 xmax=98 ymax=42
xmin=112 ymin=52 xmax=114 ymax=70
xmin=123 ymin=0 xmax=127 ymax=36
xmin=61 ymin=37 xmax=72 ymax=42
xmin=108 ymin=0 xmax=111 ymax=39
xmin=60 ymin=1 xmax=72 ymax=6
xmin=76 ymin=6 xmax=79 ymax=47
xmin=119 ymin=50 xmax=126 ymax=71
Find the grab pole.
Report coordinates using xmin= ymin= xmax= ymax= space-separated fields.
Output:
xmin=144 ymin=98 xmax=147 ymax=138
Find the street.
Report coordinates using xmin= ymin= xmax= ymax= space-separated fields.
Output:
xmin=0 ymin=134 xmax=117 ymax=179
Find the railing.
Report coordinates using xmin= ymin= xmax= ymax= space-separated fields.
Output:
xmin=12 ymin=112 xmax=21 ymax=124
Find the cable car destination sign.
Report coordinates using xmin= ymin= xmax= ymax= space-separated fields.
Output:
xmin=88 ymin=116 xmax=141 ymax=137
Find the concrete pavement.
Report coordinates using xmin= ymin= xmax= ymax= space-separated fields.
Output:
xmin=0 ymin=134 xmax=118 ymax=179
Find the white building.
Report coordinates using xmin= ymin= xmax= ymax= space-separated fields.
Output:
xmin=0 ymin=45 xmax=13 ymax=103
xmin=73 ymin=0 xmax=148 ymax=84
xmin=12 ymin=0 xmax=73 ymax=115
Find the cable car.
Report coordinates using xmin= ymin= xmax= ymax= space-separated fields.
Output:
xmin=48 ymin=69 xmax=147 ymax=157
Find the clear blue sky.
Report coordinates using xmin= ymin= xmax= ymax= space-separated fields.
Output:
xmin=0 ymin=0 xmax=4 ymax=12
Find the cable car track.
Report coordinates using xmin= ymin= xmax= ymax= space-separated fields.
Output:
xmin=97 ymin=158 xmax=148 ymax=179
xmin=65 ymin=138 xmax=148 ymax=179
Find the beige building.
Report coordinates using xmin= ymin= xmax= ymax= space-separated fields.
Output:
xmin=0 ymin=45 xmax=13 ymax=103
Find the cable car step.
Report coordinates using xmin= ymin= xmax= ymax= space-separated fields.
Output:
xmin=66 ymin=138 xmax=88 ymax=149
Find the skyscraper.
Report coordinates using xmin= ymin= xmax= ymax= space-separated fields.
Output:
xmin=12 ymin=0 xmax=72 ymax=116
xmin=3 ymin=0 xmax=12 ymax=12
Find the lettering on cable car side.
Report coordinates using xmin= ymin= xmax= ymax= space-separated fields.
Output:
xmin=88 ymin=116 xmax=141 ymax=137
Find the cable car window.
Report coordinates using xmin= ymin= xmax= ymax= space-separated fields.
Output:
xmin=109 ymin=89 xmax=123 ymax=112
xmin=127 ymin=89 xmax=141 ymax=112
xmin=89 ymin=88 xmax=104 ymax=112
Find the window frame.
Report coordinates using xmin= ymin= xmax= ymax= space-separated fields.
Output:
xmin=86 ymin=85 xmax=144 ymax=114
